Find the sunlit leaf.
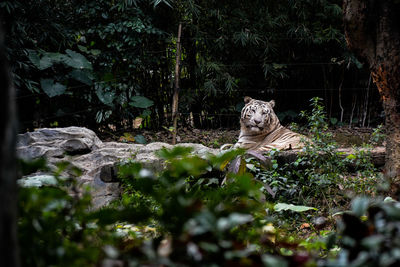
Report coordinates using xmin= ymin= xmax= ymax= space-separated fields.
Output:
xmin=274 ymin=203 xmax=317 ymax=212
xmin=133 ymin=117 xmax=143 ymax=129
xmin=346 ymin=154 xmax=356 ymax=160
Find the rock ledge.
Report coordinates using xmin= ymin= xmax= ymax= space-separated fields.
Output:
xmin=17 ymin=127 xmax=218 ymax=208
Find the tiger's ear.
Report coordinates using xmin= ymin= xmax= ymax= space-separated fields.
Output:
xmin=269 ymin=100 xmax=275 ymax=108
xmin=244 ymin=96 xmax=252 ymax=104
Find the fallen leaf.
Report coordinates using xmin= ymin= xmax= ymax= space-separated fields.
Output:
xmin=300 ymin=223 xmax=310 ymax=229
xmin=133 ymin=117 xmax=143 ymax=129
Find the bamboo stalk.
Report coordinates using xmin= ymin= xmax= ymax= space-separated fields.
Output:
xmin=172 ymin=23 xmax=182 ymax=145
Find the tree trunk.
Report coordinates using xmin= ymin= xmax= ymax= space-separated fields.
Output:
xmin=343 ymin=0 xmax=400 ymax=194
xmin=0 ymin=23 xmax=19 ymax=266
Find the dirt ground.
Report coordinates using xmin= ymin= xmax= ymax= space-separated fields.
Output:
xmin=100 ymin=126 xmax=381 ymax=148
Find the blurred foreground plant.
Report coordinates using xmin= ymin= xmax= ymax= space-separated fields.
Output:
xmin=19 ymin=148 xmax=316 ymax=266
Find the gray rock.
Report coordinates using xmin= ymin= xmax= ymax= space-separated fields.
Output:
xmin=98 ymin=163 xmax=119 ymax=183
xmin=17 ymin=127 xmax=218 ymax=209
xmin=312 ymin=216 xmax=328 ymax=230
xmin=17 ymin=126 xmax=102 ymax=161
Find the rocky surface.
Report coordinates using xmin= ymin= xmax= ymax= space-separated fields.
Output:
xmin=17 ymin=127 xmax=219 ymax=209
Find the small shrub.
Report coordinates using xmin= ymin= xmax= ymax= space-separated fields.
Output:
xmin=322 ymin=197 xmax=400 ymax=267
xmin=116 ymin=146 xmax=317 ymax=266
xmin=18 ymin=162 xmax=116 ymax=267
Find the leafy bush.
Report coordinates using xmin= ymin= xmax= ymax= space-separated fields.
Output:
xmin=117 ymin=147 xmax=281 ymax=265
xmin=20 ymin=149 xmax=318 ymax=266
xmin=18 ymin=162 xmax=116 ymax=266
xmin=323 ymin=197 xmax=400 ymax=267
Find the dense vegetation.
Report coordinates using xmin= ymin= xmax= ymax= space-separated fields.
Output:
xmin=2 ymin=0 xmax=382 ymax=132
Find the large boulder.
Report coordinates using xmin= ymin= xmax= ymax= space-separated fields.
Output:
xmin=17 ymin=127 xmax=219 ymax=209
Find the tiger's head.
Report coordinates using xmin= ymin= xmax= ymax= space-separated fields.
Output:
xmin=240 ymin=96 xmax=279 ymax=135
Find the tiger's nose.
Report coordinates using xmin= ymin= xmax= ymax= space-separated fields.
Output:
xmin=254 ymin=119 xmax=261 ymax=124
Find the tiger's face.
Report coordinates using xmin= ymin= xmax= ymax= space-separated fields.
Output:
xmin=240 ymin=97 xmax=277 ymax=134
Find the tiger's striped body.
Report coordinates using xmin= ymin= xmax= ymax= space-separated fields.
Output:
xmin=234 ymin=97 xmax=306 ymax=151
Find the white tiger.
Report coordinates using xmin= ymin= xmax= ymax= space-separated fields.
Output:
xmin=234 ymin=96 xmax=307 ymax=151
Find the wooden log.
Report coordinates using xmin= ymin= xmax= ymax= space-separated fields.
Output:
xmin=275 ymin=146 xmax=386 ymax=168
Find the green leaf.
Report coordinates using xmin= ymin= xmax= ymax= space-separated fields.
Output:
xmin=69 ymin=70 xmax=93 ymax=85
xmin=129 ymin=96 xmax=154 ymax=109
xmin=64 ymin=49 xmax=93 ymax=70
xmin=346 ymin=154 xmax=356 ymax=160
xmin=40 ymin=79 xmax=67 ymax=97
xmin=274 ymin=203 xmax=317 ymax=212
xmin=44 ymin=52 xmax=69 ymax=63
xmin=95 ymin=84 xmax=115 ymax=106
xmin=38 ymin=55 xmax=54 ymax=70
xmin=90 ymin=49 xmax=101 ymax=56
xmin=77 ymin=45 xmax=88 ymax=53
xmin=217 ymin=213 xmax=253 ymax=231
xmin=361 ymin=235 xmax=385 ymax=249
xmin=246 ymin=150 xmax=272 ymax=169
xmin=27 ymin=49 xmax=41 ymax=68
xmin=272 ymin=63 xmax=286 ymax=69
xmin=262 ymin=255 xmax=288 ymax=267
xmin=141 ymin=109 xmax=151 ymax=118
xmin=27 ymin=50 xmax=55 ymax=70
xmin=351 ymin=197 xmax=369 ymax=217
xmin=151 ymin=0 xmax=173 ymax=8
xmin=134 ymin=135 xmax=147 ymax=144
xmin=156 ymin=146 xmax=193 ymax=159
xmin=237 ymin=157 xmax=247 ymax=175
xmin=220 ymin=158 xmax=231 ymax=171
xmin=383 ymin=197 xmax=397 ymax=203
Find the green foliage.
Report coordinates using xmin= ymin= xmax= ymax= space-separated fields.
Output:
xmin=19 ymin=187 xmax=108 ymax=266
xmin=40 ymin=79 xmax=67 ymax=98
xmin=115 ymin=147 xmax=315 ymax=265
xmin=129 ymin=96 xmax=154 ymax=109
xmin=5 ymin=0 xmax=366 ymax=130
xmin=370 ymin=124 xmax=386 ymax=146
xmin=323 ymin=197 xmax=400 ymax=267
xmin=17 ymin=142 xmax=391 ymax=266
xmin=5 ymin=0 xmax=170 ymax=128
xmin=19 ymin=147 xmax=318 ymax=266
xmin=18 ymin=162 xmax=114 ymax=266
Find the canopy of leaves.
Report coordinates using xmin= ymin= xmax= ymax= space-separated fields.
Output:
xmin=2 ymin=0 xmax=379 ymax=131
